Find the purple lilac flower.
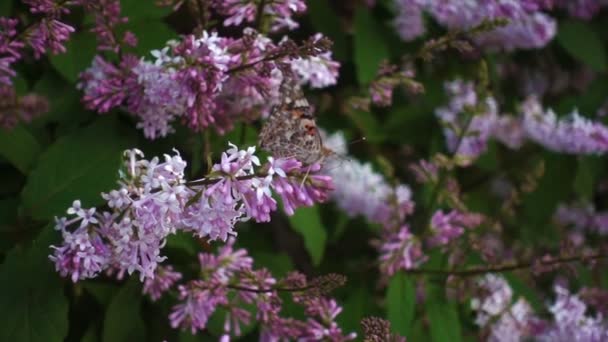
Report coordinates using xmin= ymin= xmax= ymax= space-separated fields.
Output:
xmin=435 ymin=80 xmax=499 ymax=163
xmin=393 ymin=0 xmax=557 ymax=50
xmin=50 ymin=145 xmax=334 ymax=282
xmin=555 ymin=0 xmax=608 ymax=20
xmin=535 ymin=286 xmax=608 ymax=341
xmin=78 ymin=0 xmax=133 ymax=52
xmin=26 ymin=18 xmax=75 ymax=58
xmin=378 ymin=225 xmax=426 ymax=275
xmin=0 ymin=86 xmax=49 ymax=130
xmin=79 ymin=54 xmax=141 ymax=113
xmin=471 ymin=274 xmax=538 ymax=341
xmin=520 ymin=96 xmax=608 ymax=154
xmin=554 ymin=202 xmax=608 ymax=235
xmin=301 ymin=298 xmax=357 ymax=341
xmin=0 ymin=18 xmax=24 ymax=86
xmin=143 ymin=265 xmax=183 ymax=301
xmin=79 ymin=30 xmax=339 ymax=138
xmin=323 ymin=131 xmax=414 ymax=227
xmin=212 ymin=0 xmax=307 ymax=32
xmin=428 ymin=209 xmax=483 ymax=246
xmin=393 ymin=0 xmax=426 ymax=41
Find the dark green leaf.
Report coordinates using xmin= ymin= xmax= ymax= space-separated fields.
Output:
xmin=573 ymin=156 xmax=601 ymax=200
xmin=125 ymin=21 xmax=174 ymax=57
xmin=348 ymin=109 xmax=385 ymax=143
xmin=308 ymin=0 xmax=349 ymax=61
xmin=353 ymin=9 xmax=390 ymax=84
xmin=21 ymin=117 xmax=135 ymax=220
xmin=0 ymin=227 xmax=69 ymax=342
xmin=426 ymin=285 xmax=462 ymax=342
xmin=49 ymin=32 xmax=98 ymax=83
xmin=557 ymin=20 xmax=607 ymax=72
xmin=0 ymin=1 xmax=12 ymax=16
xmin=387 ymin=273 xmax=415 ymax=336
xmin=0 ymin=125 xmax=41 ymax=173
xmin=121 ymin=0 xmax=171 ymax=20
xmin=288 ymin=205 xmax=327 ymax=266
xmin=102 ymin=280 xmax=145 ymax=342
xmin=338 ymin=286 xmax=372 ymax=335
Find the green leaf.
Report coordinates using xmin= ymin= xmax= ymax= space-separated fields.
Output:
xmin=49 ymin=31 xmax=98 ymax=83
xmin=308 ymin=0 xmax=349 ymax=61
xmin=21 ymin=117 xmax=135 ymax=220
xmin=387 ymin=273 xmax=415 ymax=336
xmin=574 ymin=156 xmax=602 ymax=200
xmin=426 ymin=285 xmax=462 ymax=342
xmin=557 ymin=20 xmax=607 ymax=72
xmin=102 ymin=280 xmax=145 ymax=342
xmin=0 ymin=227 xmax=69 ymax=342
xmin=338 ymin=286 xmax=373 ymax=335
xmin=353 ymin=9 xmax=390 ymax=84
xmin=125 ymin=21 xmax=174 ymax=57
xmin=288 ymin=205 xmax=327 ymax=266
xmin=121 ymin=0 xmax=171 ymax=20
xmin=348 ymin=110 xmax=385 ymax=143
xmin=0 ymin=125 xmax=41 ymax=173
xmin=0 ymin=0 xmax=12 ymax=16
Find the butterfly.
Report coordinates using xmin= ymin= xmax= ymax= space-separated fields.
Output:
xmin=258 ymin=81 xmax=334 ymax=165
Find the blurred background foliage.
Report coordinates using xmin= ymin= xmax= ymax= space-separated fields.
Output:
xmin=1 ymin=0 xmax=608 ymax=341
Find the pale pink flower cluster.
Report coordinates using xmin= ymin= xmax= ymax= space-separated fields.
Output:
xmin=50 ymin=145 xmax=333 ymax=282
xmin=79 ymin=30 xmax=339 ymax=139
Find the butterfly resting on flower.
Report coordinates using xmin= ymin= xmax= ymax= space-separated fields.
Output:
xmin=258 ymin=81 xmax=335 ymax=165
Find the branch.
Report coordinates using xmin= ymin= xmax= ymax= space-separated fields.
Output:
xmin=403 ymin=253 xmax=608 ymax=277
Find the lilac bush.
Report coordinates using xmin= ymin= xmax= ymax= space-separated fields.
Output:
xmin=1 ymin=0 xmax=608 ymax=341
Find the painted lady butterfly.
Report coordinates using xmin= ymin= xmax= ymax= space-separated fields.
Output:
xmin=259 ymin=81 xmax=334 ymax=165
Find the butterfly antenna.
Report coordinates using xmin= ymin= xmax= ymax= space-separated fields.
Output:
xmin=348 ymin=136 xmax=367 ymax=146
xmin=300 ymin=164 xmax=313 ymax=189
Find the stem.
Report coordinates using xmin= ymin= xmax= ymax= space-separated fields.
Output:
xmin=254 ymin=0 xmax=267 ymax=30
xmin=227 ymin=284 xmax=313 ymax=294
xmin=186 ymin=173 xmax=267 ymax=186
xmin=195 ymin=0 xmax=208 ymax=31
xmin=403 ymin=253 xmax=608 ymax=277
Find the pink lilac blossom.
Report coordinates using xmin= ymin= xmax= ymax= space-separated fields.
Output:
xmin=26 ymin=18 xmax=75 ymax=58
xmin=322 ymin=131 xmax=414 ymax=227
xmin=393 ymin=0 xmax=556 ymax=50
xmin=378 ymin=225 xmax=426 ymax=275
xmin=554 ymin=0 xmax=608 ymax=19
xmin=435 ymin=79 xmax=499 ymax=163
xmin=0 ymin=17 xmax=24 ymax=85
xmin=79 ymin=30 xmax=339 ymax=138
xmin=0 ymin=86 xmax=49 ymax=130
xmin=143 ymin=265 xmax=183 ymax=301
xmin=520 ymin=96 xmax=608 ymax=154
xmin=77 ymin=0 xmax=134 ymax=52
xmin=212 ymin=0 xmax=307 ymax=32
xmin=554 ymin=202 xmax=608 ymax=235
xmin=169 ymin=242 xmax=355 ymax=339
xmin=393 ymin=0 xmax=426 ymax=41
xmin=535 ymin=286 xmax=608 ymax=341
xmin=428 ymin=209 xmax=483 ymax=246
xmin=290 ymin=35 xmax=339 ymax=88
xmin=50 ymin=145 xmax=333 ymax=282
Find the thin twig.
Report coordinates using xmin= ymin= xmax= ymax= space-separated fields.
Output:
xmin=403 ymin=253 xmax=608 ymax=277
xmin=227 ymin=284 xmax=313 ymax=294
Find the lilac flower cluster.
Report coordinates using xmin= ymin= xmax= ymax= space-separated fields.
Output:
xmin=79 ymin=30 xmax=339 ymax=139
xmin=428 ymin=209 xmax=483 ymax=247
xmin=0 ymin=85 xmax=49 ymax=129
xmin=212 ymin=0 xmax=307 ymax=32
xmin=323 ymin=131 xmax=414 ymax=228
xmin=436 ymin=80 xmax=608 ymax=162
xmin=50 ymin=144 xmax=333 ymax=282
xmin=435 ymin=79 xmax=501 ymax=164
xmin=471 ymin=275 xmax=608 ymax=341
xmin=393 ymin=0 xmax=556 ymax=50
xmin=471 ymin=274 xmax=535 ymax=341
xmin=554 ymin=0 xmax=608 ymax=19
xmin=554 ymin=202 xmax=608 ymax=236
xmin=0 ymin=0 xmax=135 ymax=87
xmin=520 ymin=96 xmax=608 ymax=154
xmin=168 ymin=240 xmax=356 ymax=340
